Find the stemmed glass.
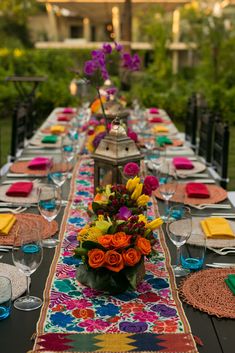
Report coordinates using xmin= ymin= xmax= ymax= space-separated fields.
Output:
xmin=166 ymin=205 xmax=192 ymax=277
xmin=12 ymin=231 xmax=43 ymax=311
xmin=38 ymin=184 xmax=61 ymax=248
xmin=48 ymin=154 xmax=68 ymax=189
xmin=157 ymin=160 xmax=178 ymax=221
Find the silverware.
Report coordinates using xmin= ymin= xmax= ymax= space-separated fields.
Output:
xmin=207 ymin=247 xmax=235 ymax=255
xmin=177 ymin=173 xmax=209 ymax=179
xmin=192 ymin=213 xmax=235 ymax=219
xmin=188 ymin=204 xmax=231 ymax=210
xmin=7 ymin=173 xmax=45 ymax=178
xmin=206 ymin=263 xmax=235 ymax=268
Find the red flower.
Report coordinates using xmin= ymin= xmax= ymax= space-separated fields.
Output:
xmin=123 ymin=162 xmax=140 ymax=177
xmin=143 ymin=175 xmax=159 ymax=191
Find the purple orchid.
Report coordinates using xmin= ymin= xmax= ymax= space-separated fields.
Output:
xmin=115 ymin=42 xmax=123 ymax=52
xmin=92 ymin=132 xmax=106 ymax=149
xmin=117 ymin=206 xmax=132 ymax=221
xmin=84 ymin=60 xmax=96 ymax=75
xmin=103 ymin=43 xmax=112 ymax=54
xmin=106 ymin=87 xmax=117 ymax=96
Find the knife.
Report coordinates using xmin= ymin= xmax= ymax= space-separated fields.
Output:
xmin=7 ymin=173 xmax=46 ymax=178
xmin=206 ymin=263 xmax=235 ymax=268
xmin=192 ymin=214 xmax=235 ymax=219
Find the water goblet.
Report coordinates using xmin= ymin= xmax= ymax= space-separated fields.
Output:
xmin=38 ymin=184 xmax=61 ymax=248
xmin=166 ymin=205 xmax=192 ymax=277
xmin=48 ymin=154 xmax=68 ymax=189
xmin=12 ymin=231 xmax=43 ymax=311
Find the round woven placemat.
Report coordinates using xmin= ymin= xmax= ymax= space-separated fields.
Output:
xmin=188 ymin=217 xmax=235 ymax=248
xmin=0 ymin=184 xmax=38 ymax=204
xmin=0 ymin=263 xmax=28 ymax=300
xmin=10 ymin=161 xmax=72 ymax=175
xmin=174 ymin=161 xmax=206 ymax=176
xmin=0 ymin=213 xmax=58 ymax=246
xmin=179 ymin=268 xmax=235 ymax=318
xmin=155 ymin=184 xmax=227 ymax=205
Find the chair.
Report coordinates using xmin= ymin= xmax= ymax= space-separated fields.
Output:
xmin=185 ymin=93 xmax=198 ymax=151
xmin=197 ymin=108 xmax=214 ymax=165
xmin=209 ymin=120 xmax=230 ymax=189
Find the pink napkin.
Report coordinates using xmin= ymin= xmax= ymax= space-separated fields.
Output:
xmin=149 ymin=108 xmax=159 ymax=114
xmin=173 ymin=157 xmax=194 ymax=170
xmin=186 ymin=182 xmax=210 ymax=198
xmin=28 ymin=157 xmax=51 ymax=170
xmin=57 ymin=115 xmax=71 ymax=122
xmin=6 ymin=182 xmax=33 ymax=197
xmin=149 ymin=117 xmax=163 ymax=123
xmin=63 ymin=108 xmax=74 ymax=114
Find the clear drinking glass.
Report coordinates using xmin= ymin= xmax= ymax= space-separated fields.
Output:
xmin=48 ymin=154 xmax=68 ymax=188
xmin=38 ymin=185 xmax=61 ymax=248
xmin=157 ymin=160 xmax=178 ymax=221
xmin=12 ymin=233 xmax=43 ymax=311
xmin=0 ymin=276 xmax=12 ymax=319
xmin=166 ymin=205 xmax=192 ymax=277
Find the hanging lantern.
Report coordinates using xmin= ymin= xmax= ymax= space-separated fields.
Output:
xmin=92 ymin=117 xmax=143 ymax=192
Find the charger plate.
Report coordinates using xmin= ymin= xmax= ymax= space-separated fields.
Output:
xmin=179 ymin=268 xmax=235 ymax=319
xmin=0 ymin=184 xmax=38 ymax=204
xmin=174 ymin=161 xmax=206 ymax=176
xmin=0 ymin=263 xmax=28 ymax=300
xmin=155 ymin=184 xmax=227 ymax=205
xmin=10 ymin=161 xmax=71 ymax=176
xmin=0 ymin=213 xmax=58 ymax=246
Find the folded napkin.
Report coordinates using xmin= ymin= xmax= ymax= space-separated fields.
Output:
xmin=149 ymin=117 xmax=163 ymax=123
xmin=6 ymin=181 xmax=33 ymax=197
xmin=225 ymin=274 xmax=235 ymax=295
xmin=0 ymin=214 xmax=16 ymax=236
xmin=149 ymin=108 xmax=159 ymax=114
xmin=156 ymin=136 xmax=172 ymax=147
xmin=50 ymin=125 xmax=65 ymax=134
xmin=57 ymin=116 xmax=71 ymax=122
xmin=153 ymin=125 xmax=169 ymax=133
xmin=28 ymin=157 xmax=51 ymax=170
xmin=63 ymin=108 xmax=74 ymax=114
xmin=201 ymin=217 xmax=234 ymax=238
xmin=173 ymin=157 xmax=194 ymax=170
xmin=41 ymin=135 xmax=58 ymax=144
xmin=186 ymin=182 xmax=210 ymax=198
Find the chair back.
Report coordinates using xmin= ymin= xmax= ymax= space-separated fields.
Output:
xmin=211 ymin=120 xmax=230 ymax=189
xmin=10 ymin=103 xmax=27 ymax=159
xmin=198 ymin=108 xmax=214 ymax=164
xmin=185 ymin=93 xmax=198 ymax=150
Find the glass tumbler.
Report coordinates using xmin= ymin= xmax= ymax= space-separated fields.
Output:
xmin=0 ymin=276 xmax=12 ymax=320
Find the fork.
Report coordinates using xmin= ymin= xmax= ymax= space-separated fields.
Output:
xmin=0 ymin=207 xmax=27 ymax=214
xmin=207 ymin=246 xmax=235 ymax=255
xmin=188 ymin=204 xmax=232 ymax=210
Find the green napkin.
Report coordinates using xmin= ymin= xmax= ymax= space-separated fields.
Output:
xmin=41 ymin=135 xmax=58 ymax=144
xmin=156 ymin=136 xmax=172 ymax=147
xmin=225 ymin=274 xmax=235 ymax=295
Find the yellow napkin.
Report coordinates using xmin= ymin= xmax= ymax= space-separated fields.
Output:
xmin=50 ymin=125 xmax=65 ymax=134
xmin=201 ymin=217 xmax=234 ymax=238
xmin=0 ymin=214 xmax=16 ymax=236
xmin=153 ymin=125 xmax=169 ymax=133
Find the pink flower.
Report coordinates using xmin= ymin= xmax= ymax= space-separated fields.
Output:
xmin=66 ymin=299 xmax=92 ymax=310
xmin=127 ymin=130 xmax=138 ymax=142
xmin=133 ymin=311 xmax=158 ymax=322
xmin=144 ymin=175 xmax=159 ymax=192
xmin=79 ymin=319 xmax=110 ymax=332
xmin=123 ymin=162 xmax=140 ymax=177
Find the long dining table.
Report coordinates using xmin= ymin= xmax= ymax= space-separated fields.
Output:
xmin=0 ymin=107 xmax=235 ymax=353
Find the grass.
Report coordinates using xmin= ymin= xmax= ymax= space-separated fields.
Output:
xmin=0 ymin=116 xmax=234 ymax=190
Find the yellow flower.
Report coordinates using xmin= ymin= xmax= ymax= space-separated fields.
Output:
xmin=138 ymin=214 xmax=147 ymax=224
xmin=137 ymin=194 xmax=150 ymax=207
xmin=126 ymin=176 xmax=140 ymax=193
xmin=131 ymin=183 xmax=143 ymax=200
xmin=98 ymin=215 xmax=104 ymax=221
xmin=146 ymin=218 xmax=163 ymax=230
xmin=13 ymin=49 xmax=24 ymax=57
xmin=0 ymin=48 xmax=10 ymax=57
xmin=95 ymin=219 xmax=112 ymax=234
xmin=78 ymin=226 xmax=102 ymax=243
xmin=95 ymin=125 xmax=106 ymax=134
xmin=77 ymin=225 xmax=90 ymax=240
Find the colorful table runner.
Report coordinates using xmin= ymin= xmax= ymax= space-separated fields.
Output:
xmin=32 ymin=157 xmax=198 ymax=353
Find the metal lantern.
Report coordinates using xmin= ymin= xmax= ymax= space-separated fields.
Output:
xmin=92 ymin=118 xmax=143 ymax=192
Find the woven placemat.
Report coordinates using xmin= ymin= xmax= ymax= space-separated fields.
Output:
xmin=155 ymin=184 xmax=228 ymax=205
xmin=0 ymin=263 xmax=28 ymax=300
xmin=188 ymin=217 xmax=235 ymax=248
xmin=10 ymin=161 xmax=72 ymax=175
xmin=174 ymin=161 xmax=206 ymax=177
xmin=0 ymin=213 xmax=58 ymax=246
xmin=0 ymin=184 xmax=38 ymax=204
xmin=179 ymin=268 xmax=235 ymax=319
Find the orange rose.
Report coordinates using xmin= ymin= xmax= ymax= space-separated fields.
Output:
xmin=123 ymin=248 xmax=141 ymax=266
xmin=110 ymin=232 xmax=131 ymax=249
xmin=136 ymin=237 xmax=151 ymax=255
xmin=104 ymin=250 xmax=124 ymax=272
xmin=98 ymin=234 xmax=113 ymax=248
xmin=88 ymin=249 xmax=105 ymax=268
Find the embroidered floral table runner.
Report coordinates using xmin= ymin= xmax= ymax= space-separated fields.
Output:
xmin=32 ymin=157 xmax=198 ymax=353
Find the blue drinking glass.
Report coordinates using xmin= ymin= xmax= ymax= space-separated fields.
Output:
xmin=0 ymin=276 xmax=11 ymax=320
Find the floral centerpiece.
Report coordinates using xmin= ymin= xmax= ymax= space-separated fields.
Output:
xmin=75 ymin=213 xmax=163 ymax=294
xmin=91 ymin=175 xmax=159 ymax=218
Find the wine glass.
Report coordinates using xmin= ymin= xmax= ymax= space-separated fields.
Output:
xmin=48 ymin=154 xmax=68 ymax=189
xmin=166 ymin=205 xmax=192 ymax=277
xmin=12 ymin=231 xmax=43 ymax=311
xmin=38 ymin=184 xmax=61 ymax=248
xmin=157 ymin=160 xmax=178 ymax=221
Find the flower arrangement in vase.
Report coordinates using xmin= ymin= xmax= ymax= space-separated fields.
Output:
xmin=75 ymin=213 xmax=163 ymax=294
